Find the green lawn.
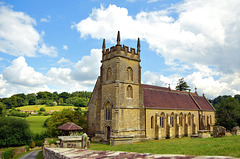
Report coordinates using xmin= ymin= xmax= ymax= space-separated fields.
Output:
xmin=25 ymin=116 xmax=50 ymax=134
xmin=90 ymin=135 xmax=240 ymax=158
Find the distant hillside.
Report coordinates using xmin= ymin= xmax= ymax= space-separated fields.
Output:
xmin=0 ymin=91 xmax=92 ymax=109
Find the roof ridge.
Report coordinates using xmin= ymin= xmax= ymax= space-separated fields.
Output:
xmin=189 ymin=93 xmax=202 ymax=110
xmin=142 ymin=84 xmax=198 ymax=95
xmin=203 ymin=94 xmax=216 ymax=111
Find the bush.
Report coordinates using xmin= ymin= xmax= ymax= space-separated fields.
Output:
xmin=0 ymin=116 xmax=32 ymax=148
xmin=30 ymin=141 xmax=35 ymax=148
xmin=39 ymin=107 xmax=46 ymax=112
xmin=7 ymin=108 xmax=29 ymax=117
xmin=3 ymin=148 xmax=14 ymax=159
xmin=25 ymin=145 xmax=30 ymax=151
xmin=33 ymin=131 xmax=51 ymax=147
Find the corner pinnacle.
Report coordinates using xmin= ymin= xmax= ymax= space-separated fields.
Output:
xmin=117 ymin=31 xmax=120 ymax=45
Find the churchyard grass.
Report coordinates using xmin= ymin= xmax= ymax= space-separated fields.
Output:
xmin=25 ymin=116 xmax=50 ymax=134
xmin=90 ymin=135 xmax=240 ymax=157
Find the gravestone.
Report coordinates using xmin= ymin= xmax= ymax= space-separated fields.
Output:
xmin=213 ymin=126 xmax=226 ymax=137
xmin=232 ymin=126 xmax=240 ymax=135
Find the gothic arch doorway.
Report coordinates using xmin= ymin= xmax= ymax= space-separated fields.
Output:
xmin=106 ymin=126 xmax=111 ymax=141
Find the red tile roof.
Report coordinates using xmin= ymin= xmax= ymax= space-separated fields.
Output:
xmin=58 ymin=123 xmax=83 ymax=131
xmin=142 ymin=84 xmax=214 ymax=111
xmin=191 ymin=94 xmax=215 ymax=111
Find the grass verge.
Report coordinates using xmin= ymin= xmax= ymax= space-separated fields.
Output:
xmin=90 ymin=135 xmax=240 ymax=158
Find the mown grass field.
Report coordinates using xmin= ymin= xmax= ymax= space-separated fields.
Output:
xmin=17 ymin=105 xmax=79 ymax=112
xmin=90 ymin=135 xmax=240 ymax=158
xmin=25 ymin=116 xmax=50 ymax=134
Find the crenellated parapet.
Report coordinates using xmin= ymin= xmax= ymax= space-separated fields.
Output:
xmin=102 ymin=31 xmax=141 ymax=62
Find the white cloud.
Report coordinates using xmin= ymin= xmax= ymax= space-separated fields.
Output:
xmin=57 ymin=57 xmax=71 ymax=64
xmin=73 ymin=2 xmax=240 ymax=98
xmin=147 ymin=0 xmax=158 ymax=3
xmin=62 ymin=45 xmax=68 ymax=50
xmin=0 ymin=50 xmax=101 ymax=97
xmin=71 ymin=49 xmax=101 ymax=81
xmin=73 ymin=2 xmax=240 ymax=74
xmin=40 ymin=18 xmax=49 ymax=22
xmin=38 ymin=43 xmax=58 ymax=57
xmin=2 ymin=56 xmax=47 ymax=87
xmin=40 ymin=16 xmax=51 ymax=22
xmin=0 ymin=5 xmax=57 ymax=57
xmin=0 ymin=5 xmax=40 ymax=56
xmin=126 ymin=0 xmax=137 ymax=2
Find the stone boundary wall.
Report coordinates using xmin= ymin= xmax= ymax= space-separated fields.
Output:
xmin=13 ymin=147 xmax=26 ymax=157
xmin=43 ymin=147 xmax=236 ymax=159
xmin=0 ymin=147 xmax=26 ymax=159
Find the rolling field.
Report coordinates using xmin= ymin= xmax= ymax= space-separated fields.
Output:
xmin=90 ymin=135 xmax=240 ymax=158
xmin=25 ymin=116 xmax=50 ymax=134
xmin=17 ymin=105 xmax=78 ymax=112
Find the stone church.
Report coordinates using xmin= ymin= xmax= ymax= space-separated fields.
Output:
xmin=87 ymin=31 xmax=215 ymax=145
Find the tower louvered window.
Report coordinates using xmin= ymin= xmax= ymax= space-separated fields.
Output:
xmin=126 ymin=67 xmax=133 ymax=81
xmin=127 ymin=85 xmax=133 ymax=98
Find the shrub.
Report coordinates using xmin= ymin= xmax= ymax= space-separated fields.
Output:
xmin=33 ymin=131 xmax=51 ymax=147
xmin=30 ymin=141 xmax=35 ymax=148
xmin=0 ymin=117 xmax=32 ymax=148
xmin=25 ymin=145 xmax=30 ymax=151
xmin=39 ymin=107 xmax=46 ymax=112
xmin=3 ymin=148 xmax=14 ymax=159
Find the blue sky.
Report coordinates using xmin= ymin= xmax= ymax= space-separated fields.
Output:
xmin=0 ymin=0 xmax=240 ymax=99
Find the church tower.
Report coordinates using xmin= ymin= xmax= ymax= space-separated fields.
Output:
xmin=87 ymin=31 xmax=145 ymax=145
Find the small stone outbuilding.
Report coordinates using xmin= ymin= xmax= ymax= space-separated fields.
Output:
xmin=58 ymin=122 xmax=83 ymax=136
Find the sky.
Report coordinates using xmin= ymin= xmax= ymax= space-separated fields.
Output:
xmin=0 ymin=0 xmax=240 ymax=99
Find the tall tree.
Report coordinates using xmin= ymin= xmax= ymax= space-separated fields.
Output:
xmin=175 ymin=78 xmax=190 ymax=91
xmin=215 ymin=96 xmax=240 ymax=130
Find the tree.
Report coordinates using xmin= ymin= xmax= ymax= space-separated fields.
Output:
xmin=59 ymin=92 xmax=70 ymax=103
xmin=0 ymin=116 xmax=32 ymax=147
xmin=215 ymin=96 xmax=240 ymax=130
xmin=39 ymin=107 xmax=46 ymax=112
xmin=26 ymin=93 xmax=37 ymax=105
xmin=0 ymin=102 xmax=6 ymax=116
xmin=45 ymin=109 xmax=87 ymax=137
xmin=175 ymin=78 xmax=190 ymax=91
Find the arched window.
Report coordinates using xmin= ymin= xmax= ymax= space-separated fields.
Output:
xmin=188 ymin=113 xmax=191 ymax=126
xmin=210 ymin=115 xmax=212 ymax=124
xmin=170 ymin=113 xmax=174 ymax=127
xmin=127 ymin=85 xmax=133 ymax=98
xmin=107 ymin=67 xmax=112 ymax=81
xmin=160 ymin=113 xmax=165 ymax=128
xmin=179 ymin=113 xmax=183 ymax=126
xmin=105 ymin=102 xmax=112 ymax=120
xmin=126 ymin=67 xmax=133 ymax=81
xmin=151 ymin=116 xmax=154 ymax=128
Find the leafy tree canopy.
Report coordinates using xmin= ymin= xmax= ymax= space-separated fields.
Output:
xmin=215 ymin=96 xmax=240 ymax=130
xmin=0 ymin=116 xmax=32 ymax=147
xmin=0 ymin=91 xmax=92 ymax=108
xmin=0 ymin=102 xmax=6 ymax=116
xmin=175 ymin=78 xmax=190 ymax=91
xmin=45 ymin=108 xmax=87 ymax=137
